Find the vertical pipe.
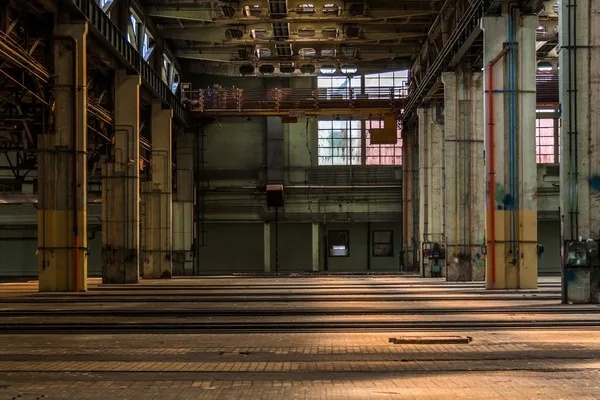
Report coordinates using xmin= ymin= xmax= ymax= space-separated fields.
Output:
xmin=508 ymin=9 xmax=517 ymax=262
xmin=572 ymin=0 xmax=580 ymax=237
xmin=567 ymin=0 xmax=575 ymax=240
xmin=367 ymin=221 xmax=371 ymax=271
xmin=488 ymin=66 xmax=497 ymax=287
xmin=275 ymin=207 xmax=279 ymax=273
xmin=72 ymin=38 xmax=79 ymax=292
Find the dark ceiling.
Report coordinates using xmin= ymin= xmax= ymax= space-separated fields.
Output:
xmin=140 ymin=0 xmax=443 ymax=76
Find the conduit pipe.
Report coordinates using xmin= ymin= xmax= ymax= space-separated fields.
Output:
xmin=508 ymin=7 xmax=518 ymax=263
xmin=487 ymin=46 xmax=510 ymax=288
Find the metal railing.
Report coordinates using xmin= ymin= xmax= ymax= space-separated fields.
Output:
xmin=183 ymin=86 xmax=408 ymax=113
xmin=71 ymin=0 xmax=187 ymax=124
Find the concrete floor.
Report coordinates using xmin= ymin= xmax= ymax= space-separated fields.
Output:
xmin=0 ymin=276 xmax=599 ymax=399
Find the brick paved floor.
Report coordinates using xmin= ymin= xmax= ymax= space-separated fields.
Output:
xmin=0 ymin=276 xmax=599 ymax=399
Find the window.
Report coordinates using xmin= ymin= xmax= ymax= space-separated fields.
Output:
xmin=96 ymin=0 xmax=114 ymax=12
xmin=373 ymin=231 xmax=393 ymax=257
xmin=536 ymin=117 xmax=556 ymax=163
xmin=329 ymin=231 xmax=349 ymax=257
xmin=142 ymin=31 xmax=154 ymax=61
xmin=318 ymin=120 xmax=361 ymax=165
xmin=364 ymin=70 xmax=409 ymax=98
xmin=296 ymin=3 xmax=316 ymax=14
xmin=365 ymin=120 xmax=402 ymax=165
xmin=318 ymin=76 xmax=361 ymax=99
xmin=171 ymin=69 xmax=180 ymax=93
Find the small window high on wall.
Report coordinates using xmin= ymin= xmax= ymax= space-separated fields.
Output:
xmin=365 ymin=120 xmax=402 ymax=165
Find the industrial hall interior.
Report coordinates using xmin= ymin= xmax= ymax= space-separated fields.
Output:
xmin=1 ymin=0 xmax=600 ymax=399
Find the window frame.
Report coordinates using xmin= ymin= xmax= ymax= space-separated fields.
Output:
xmin=372 ymin=230 xmax=394 ymax=257
xmin=365 ymin=119 xmax=403 ymax=166
xmin=328 ymin=230 xmax=350 ymax=257
xmin=317 ymin=120 xmax=362 ymax=166
xmin=536 ymin=109 xmax=559 ymax=164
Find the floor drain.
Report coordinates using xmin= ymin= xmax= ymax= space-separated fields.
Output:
xmin=389 ymin=336 xmax=472 ymax=344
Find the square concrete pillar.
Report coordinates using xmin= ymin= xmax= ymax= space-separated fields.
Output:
xmin=312 ymin=222 xmax=320 ymax=272
xmin=142 ymin=101 xmax=173 ymax=279
xmin=173 ymin=131 xmax=195 ymax=275
xmin=482 ymin=14 xmax=538 ymax=289
xmin=442 ymin=71 xmax=486 ymax=282
xmin=417 ymin=108 xmax=445 ymax=278
xmin=38 ymin=22 xmax=89 ymax=292
xmin=102 ymin=70 xmax=141 ymax=284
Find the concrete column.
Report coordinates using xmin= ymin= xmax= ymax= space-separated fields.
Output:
xmin=312 ymin=222 xmax=320 ymax=272
xmin=102 ymin=70 xmax=141 ymax=284
xmin=482 ymin=14 xmax=538 ymax=289
xmin=560 ymin=0 xmax=600 ymax=242
xmin=142 ymin=101 xmax=173 ymax=279
xmin=264 ymin=223 xmax=271 ymax=272
xmin=442 ymin=71 xmax=486 ymax=282
xmin=38 ymin=22 xmax=88 ymax=292
xmin=417 ymin=108 xmax=445 ymax=277
xmin=402 ymin=128 xmax=418 ymax=271
xmin=173 ymin=131 xmax=194 ymax=275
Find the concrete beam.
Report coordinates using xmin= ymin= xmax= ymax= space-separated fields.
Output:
xmin=38 ymin=22 xmax=88 ymax=292
xmin=146 ymin=6 xmax=214 ymax=22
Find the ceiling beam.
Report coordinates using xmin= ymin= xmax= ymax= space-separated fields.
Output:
xmin=147 ymin=6 xmax=214 ymax=22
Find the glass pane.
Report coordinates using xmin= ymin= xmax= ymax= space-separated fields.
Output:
xmin=318 ymin=138 xmax=332 ymax=148
xmin=374 ymin=244 xmax=392 ymax=256
xmin=318 ymin=156 xmax=332 ymax=165
xmin=374 ymin=231 xmax=391 ymax=243
xmin=318 ymin=147 xmax=331 ymax=157
xmin=318 ymin=120 xmax=333 ymax=129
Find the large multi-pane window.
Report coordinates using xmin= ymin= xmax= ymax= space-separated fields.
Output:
xmin=364 ymin=70 xmax=409 ymax=98
xmin=317 ymin=120 xmax=402 ymax=166
xmin=365 ymin=120 xmax=402 ymax=165
xmin=317 ymin=120 xmax=361 ymax=165
xmin=536 ymin=109 xmax=559 ymax=164
xmin=317 ymin=76 xmax=362 ymax=99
